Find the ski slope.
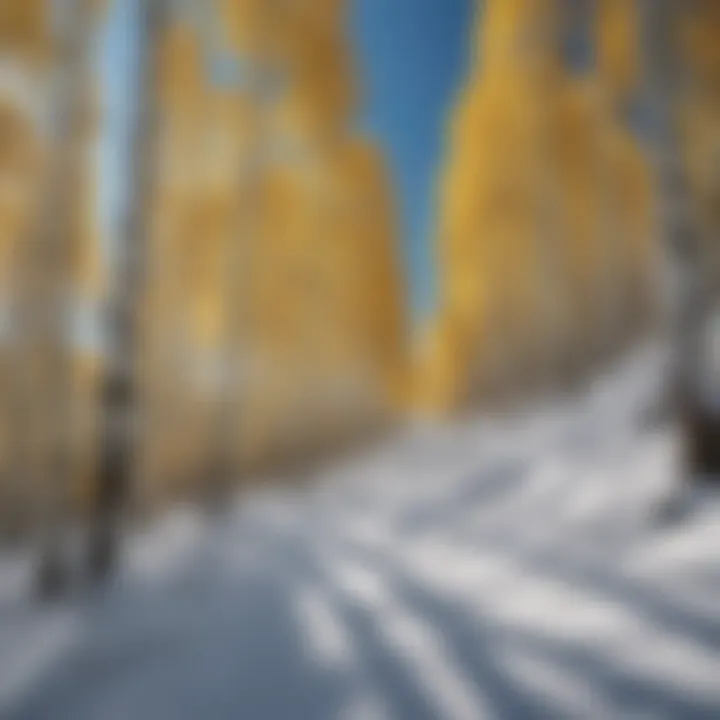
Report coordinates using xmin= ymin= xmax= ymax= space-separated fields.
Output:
xmin=1 ymin=349 xmax=720 ymax=720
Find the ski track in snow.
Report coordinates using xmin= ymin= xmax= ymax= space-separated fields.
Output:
xmin=1 ymin=349 xmax=720 ymax=719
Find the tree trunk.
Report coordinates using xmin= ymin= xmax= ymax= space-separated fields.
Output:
xmin=86 ymin=0 xmax=167 ymax=581
xmin=642 ymin=0 xmax=716 ymax=483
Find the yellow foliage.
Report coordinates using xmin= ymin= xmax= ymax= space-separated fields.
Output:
xmin=0 ymin=0 xmax=51 ymax=63
xmin=143 ymin=3 xmax=407 ymax=488
xmin=0 ymin=99 xmax=44 ymax=287
xmin=597 ymin=0 xmax=641 ymax=103
xmin=422 ymin=0 xmax=658 ymax=413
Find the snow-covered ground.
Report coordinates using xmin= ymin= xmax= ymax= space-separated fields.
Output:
xmin=1 ymin=348 xmax=720 ymax=720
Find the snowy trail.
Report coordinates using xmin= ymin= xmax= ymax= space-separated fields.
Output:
xmin=2 ymin=351 xmax=720 ymax=719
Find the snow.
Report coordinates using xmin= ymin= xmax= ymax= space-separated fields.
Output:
xmin=1 ymin=347 xmax=720 ymax=719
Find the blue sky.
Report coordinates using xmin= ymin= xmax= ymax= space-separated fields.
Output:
xmin=350 ymin=0 xmax=474 ymax=319
xmin=100 ymin=0 xmax=475 ymax=322
xmin=99 ymin=0 xmax=139 ymax=264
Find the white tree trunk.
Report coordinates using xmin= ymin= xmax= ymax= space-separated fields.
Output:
xmin=86 ymin=0 xmax=167 ymax=580
xmin=642 ymin=0 xmax=712 ymax=483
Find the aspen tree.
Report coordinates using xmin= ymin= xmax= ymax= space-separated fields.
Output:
xmin=86 ymin=0 xmax=167 ymax=581
xmin=225 ymin=0 xmax=406 ymax=474
xmin=1 ymin=0 xmax=104 ymax=595
xmin=427 ymin=0 xmax=562 ymax=410
xmin=643 ymin=0 xmax=720 ymax=486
